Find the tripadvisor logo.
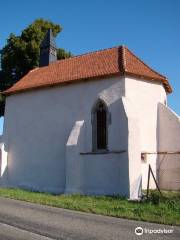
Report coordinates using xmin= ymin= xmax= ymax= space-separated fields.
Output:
xmin=135 ymin=227 xmax=143 ymax=235
xmin=135 ymin=226 xmax=174 ymax=235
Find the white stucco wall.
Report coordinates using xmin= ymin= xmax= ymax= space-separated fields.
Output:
xmin=65 ymin=97 xmax=141 ymax=198
xmin=122 ymin=98 xmax=141 ymax=199
xmin=157 ymin=103 xmax=180 ymax=190
xmin=2 ymin=76 xmax=132 ymax=195
xmin=1 ymin=74 xmax=170 ymax=196
xmin=124 ymin=77 xmax=167 ymax=189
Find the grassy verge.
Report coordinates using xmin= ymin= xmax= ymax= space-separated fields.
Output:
xmin=0 ymin=188 xmax=179 ymax=225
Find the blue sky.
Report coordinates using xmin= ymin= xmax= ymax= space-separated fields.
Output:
xmin=0 ymin=0 xmax=180 ymax=134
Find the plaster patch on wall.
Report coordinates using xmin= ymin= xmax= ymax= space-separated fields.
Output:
xmin=67 ymin=121 xmax=84 ymax=146
xmin=0 ymin=144 xmax=8 ymax=177
xmin=130 ymin=175 xmax=142 ymax=200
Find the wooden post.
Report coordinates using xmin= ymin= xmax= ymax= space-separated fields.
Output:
xmin=146 ymin=164 xmax=162 ymax=198
xmin=149 ymin=165 xmax=162 ymax=196
xmin=146 ymin=164 xmax=150 ymax=198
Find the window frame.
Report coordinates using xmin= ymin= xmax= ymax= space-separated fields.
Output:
xmin=91 ymin=99 xmax=111 ymax=152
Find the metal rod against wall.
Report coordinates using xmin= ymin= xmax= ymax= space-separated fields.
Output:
xmin=142 ymin=151 xmax=180 ymax=155
xmin=146 ymin=164 xmax=162 ymax=198
xmin=146 ymin=164 xmax=150 ymax=198
xmin=149 ymin=165 xmax=162 ymax=197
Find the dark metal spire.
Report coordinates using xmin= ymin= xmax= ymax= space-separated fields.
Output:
xmin=39 ymin=29 xmax=57 ymax=67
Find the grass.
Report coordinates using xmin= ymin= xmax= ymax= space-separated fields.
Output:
xmin=0 ymin=188 xmax=179 ymax=226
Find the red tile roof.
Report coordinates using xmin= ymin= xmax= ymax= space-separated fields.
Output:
xmin=4 ymin=46 xmax=172 ymax=95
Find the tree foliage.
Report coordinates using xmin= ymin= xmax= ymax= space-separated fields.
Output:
xmin=0 ymin=18 xmax=72 ymax=116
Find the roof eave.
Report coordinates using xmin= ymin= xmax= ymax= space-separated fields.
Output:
xmin=3 ymin=72 xmax=122 ymax=96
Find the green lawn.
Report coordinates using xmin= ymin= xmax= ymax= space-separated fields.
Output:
xmin=0 ymin=188 xmax=179 ymax=226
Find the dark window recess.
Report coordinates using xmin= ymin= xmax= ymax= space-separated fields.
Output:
xmin=96 ymin=103 xmax=107 ymax=149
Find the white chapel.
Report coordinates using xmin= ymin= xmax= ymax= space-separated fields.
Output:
xmin=0 ymin=29 xmax=180 ymax=199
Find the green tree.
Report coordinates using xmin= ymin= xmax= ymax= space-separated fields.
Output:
xmin=0 ymin=18 xmax=72 ymax=116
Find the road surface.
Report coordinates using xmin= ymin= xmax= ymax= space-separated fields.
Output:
xmin=0 ymin=197 xmax=179 ymax=240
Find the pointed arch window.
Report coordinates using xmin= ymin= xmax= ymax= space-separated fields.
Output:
xmin=92 ymin=99 xmax=110 ymax=151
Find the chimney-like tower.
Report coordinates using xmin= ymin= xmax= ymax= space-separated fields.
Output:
xmin=39 ymin=29 xmax=57 ymax=67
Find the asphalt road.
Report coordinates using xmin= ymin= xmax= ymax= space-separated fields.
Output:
xmin=0 ymin=197 xmax=179 ymax=240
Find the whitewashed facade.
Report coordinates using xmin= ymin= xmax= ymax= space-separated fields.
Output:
xmin=1 ymin=73 xmax=179 ymax=199
xmin=0 ymin=32 xmax=179 ymax=198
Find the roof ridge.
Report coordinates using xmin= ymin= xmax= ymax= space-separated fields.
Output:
xmin=124 ymin=47 xmax=167 ymax=80
xmin=52 ymin=45 xmax=121 ymax=64
xmin=14 ymin=45 xmax=123 ymax=77
xmin=121 ymin=45 xmax=126 ymax=72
